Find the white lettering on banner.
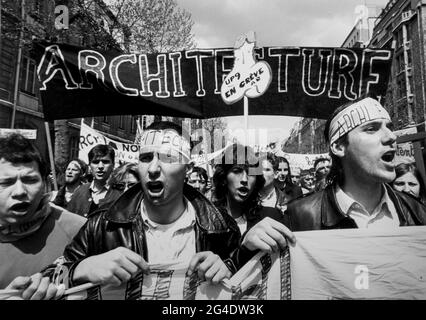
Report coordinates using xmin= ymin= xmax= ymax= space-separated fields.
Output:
xmin=354 ymin=265 xmax=369 ymax=290
xmin=79 ymin=122 xmax=139 ymax=166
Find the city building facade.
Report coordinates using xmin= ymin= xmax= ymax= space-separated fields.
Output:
xmin=284 ymin=0 xmax=426 ymax=154
xmin=0 ymin=0 xmax=140 ymax=173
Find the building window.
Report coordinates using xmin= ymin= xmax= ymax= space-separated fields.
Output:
xmin=395 ymin=54 xmax=404 ymax=74
xmin=20 ymin=56 xmax=36 ymax=95
xmin=130 ymin=116 xmax=137 ymax=134
xmin=396 ymin=78 xmax=406 ymax=99
xmin=102 ymin=116 xmax=109 ymax=124
xmin=118 ymin=115 xmax=125 ymax=129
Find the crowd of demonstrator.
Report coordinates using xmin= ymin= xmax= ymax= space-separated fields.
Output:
xmin=1 ymin=97 xmax=426 ymax=299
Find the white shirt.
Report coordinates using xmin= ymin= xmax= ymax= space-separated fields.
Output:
xmin=234 ymin=215 xmax=247 ymax=235
xmin=260 ymin=189 xmax=277 ymax=208
xmin=335 ymin=185 xmax=400 ymax=230
xmin=141 ymin=198 xmax=196 ymax=264
xmin=89 ymin=181 xmax=109 ymax=204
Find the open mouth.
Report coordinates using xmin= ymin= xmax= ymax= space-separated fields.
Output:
xmin=237 ymin=187 xmax=249 ymax=197
xmin=10 ymin=202 xmax=30 ymax=212
xmin=147 ymin=181 xmax=164 ymax=194
xmin=381 ymin=150 xmax=395 ymax=163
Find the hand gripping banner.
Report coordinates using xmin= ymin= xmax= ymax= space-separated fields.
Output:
xmin=33 ymin=41 xmax=392 ymax=121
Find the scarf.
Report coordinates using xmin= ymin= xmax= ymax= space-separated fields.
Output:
xmin=0 ymin=194 xmax=52 ymax=243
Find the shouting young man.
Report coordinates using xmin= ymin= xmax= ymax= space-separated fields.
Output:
xmin=54 ymin=121 xmax=240 ymax=289
xmin=287 ymin=97 xmax=426 ymax=230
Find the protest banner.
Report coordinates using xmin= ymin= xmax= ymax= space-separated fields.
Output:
xmin=2 ymin=227 xmax=424 ymax=300
xmin=33 ymin=41 xmax=392 ymax=121
xmin=275 ymin=150 xmax=330 ymax=171
xmin=0 ymin=128 xmax=37 ymax=139
xmin=79 ymin=121 xmax=140 ymax=165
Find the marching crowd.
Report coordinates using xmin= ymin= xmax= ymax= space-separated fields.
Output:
xmin=1 ymin=97 xmax=426 ymax=299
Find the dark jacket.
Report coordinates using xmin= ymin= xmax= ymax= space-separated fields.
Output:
xmin=66 ymin=183 xmax=93 ymax=217
xmin=62 ymin=183 xmax=241 ymax=284
xmin=214 ymin=199 xmax=287 ymax=269
xmin=286 ymin=184 xmax=426 ymax=231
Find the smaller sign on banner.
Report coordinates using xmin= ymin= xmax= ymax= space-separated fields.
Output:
xmin=220 ymin=31 xmax=272 ymax=105
xmin=0 ymin=128 xmax=37 ymax=139
xmin=394 ymin=127 xmax=417 ymax=164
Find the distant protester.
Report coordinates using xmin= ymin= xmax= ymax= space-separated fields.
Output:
xmin=51 ymin=159 xmax=88 ymax=209
xmin=67 ymin=144 xmax=115 ymax=217
xmin=392 ymin=162 xmax=426 ymax=204
xmin=273 ymin=156 xmax=303 ymax=202
xmin=259 ymin=153 xmax=292 ymax=213
xmin=186 ymin=166 xmax=209 ymax=195
xmin=99 ymin=162 xmax=140 ymax=208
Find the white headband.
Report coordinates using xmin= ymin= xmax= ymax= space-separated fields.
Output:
xmin=328 ymin=97 xmax=390 ymax=145
xmin=139 ymin=129 xmax=190 ymax=162
xmin=69 ymin=160 xmax=82 ymax=172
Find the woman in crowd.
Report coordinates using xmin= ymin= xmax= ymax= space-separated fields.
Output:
xmin=99 ymin=162 xmax=140 ymax=208
xmin=392 ymin=162 xmax=426 ymax=204
xmin=273 ymin=156 xmax=303 ymax=202
xmin=212 ymin=144 xmax=285 ymax=236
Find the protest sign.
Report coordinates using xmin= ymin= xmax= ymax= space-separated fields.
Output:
xmin=0 ymin=128 xmax=37 ymax=139
xmin=79 ymin=121 xmax=140 ymax=165
xmin=275 ymin=150 xmax=330 ymax=171
xmin=34 ymin=41 xmax=392 ymax=121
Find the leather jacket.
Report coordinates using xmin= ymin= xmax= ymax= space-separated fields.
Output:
xmin=286 ymin=183 xmax=426 ymax=231
xmin=61 ymin=183 xmax=241 ymax=283
xmin=66 ymin=183 xmax=94 ymax=217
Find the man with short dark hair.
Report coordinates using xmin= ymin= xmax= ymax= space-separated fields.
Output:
xmin=287 ymin=97 xmax=426 ymax=230
xmin=0 ymin=134 xmax=86 ymax=299
xmin=67 ymin=144 xmax=115 ymax=217
xmin=313 ymin=157 xmax=331 ymax=192
xmin=53 ymin=121 xmax=240 ymax=289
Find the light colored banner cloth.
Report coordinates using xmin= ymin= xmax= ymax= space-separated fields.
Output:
xmin=1 ymin=226 xmax=425 ymax=300
xmin=291 ymin=226 xmax=426 ymax=299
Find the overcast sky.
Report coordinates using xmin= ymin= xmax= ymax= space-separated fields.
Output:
xmin=177 ymin=0 xmax=389 ymax=144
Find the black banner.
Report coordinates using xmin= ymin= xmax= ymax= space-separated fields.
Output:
xmin=34 ymin=41 xmax=393 ymax=120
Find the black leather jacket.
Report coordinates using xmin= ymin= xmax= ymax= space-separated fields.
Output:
xmin=286 ymin=183 xmax=426 ymax=231
xmin=61 ymin=183 xmax=241 ymax=283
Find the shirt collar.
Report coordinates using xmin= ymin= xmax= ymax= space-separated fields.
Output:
xmin=141 ymin=197 xmax=196 ymax=231
xmin=89 ymin=180 xmax=110 ymax=193
xmin=335 ymin=184 xmax=391 ymax=216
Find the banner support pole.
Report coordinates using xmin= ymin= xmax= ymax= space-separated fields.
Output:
xmin=244 ymin=96 xmax=249 ymax=133
xmin=44 ymin=121 xmax=58 ymax=191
